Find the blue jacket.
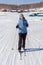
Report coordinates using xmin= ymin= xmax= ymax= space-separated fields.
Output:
xmin=16 ymin=18 xmax=28 ymax=34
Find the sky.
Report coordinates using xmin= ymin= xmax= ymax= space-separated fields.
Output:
xmin=0 ymin=0 xmax=43 ymax=5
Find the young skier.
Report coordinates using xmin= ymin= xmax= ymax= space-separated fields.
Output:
xmin=16 ymin=14 xmax=28 ymax=52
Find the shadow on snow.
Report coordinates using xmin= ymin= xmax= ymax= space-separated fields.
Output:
xmin=21 ymin=48 xmax=43 ymax=53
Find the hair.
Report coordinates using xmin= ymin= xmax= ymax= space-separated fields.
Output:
xmin=19 ymin=14 xmax=25 ymax=19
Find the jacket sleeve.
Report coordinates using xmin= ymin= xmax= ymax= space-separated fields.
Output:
xmin=25 ymin=20 xmax=29 ymax=27
xmin=16 ymin=20 xmax=19 ymax=28
xmin=26 ymin=22 xmax=28 ymax=27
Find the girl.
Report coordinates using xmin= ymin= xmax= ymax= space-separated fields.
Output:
xmin=16 ymin=14 xmax=28 ymax=52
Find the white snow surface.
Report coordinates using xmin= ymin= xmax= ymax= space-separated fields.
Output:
xmin=0 ymin=12 xmax=43 ymax=65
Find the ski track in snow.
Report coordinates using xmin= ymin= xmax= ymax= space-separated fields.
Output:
xmin=0 ymin=12 xmax=43 ymax=65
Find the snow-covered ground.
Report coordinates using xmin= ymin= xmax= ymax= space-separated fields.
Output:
xmin=0 ymin=12 xmax=43 ymax=65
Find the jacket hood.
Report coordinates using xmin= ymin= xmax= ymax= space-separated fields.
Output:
xmin=19 ymin=18 xmax=26 ymax=21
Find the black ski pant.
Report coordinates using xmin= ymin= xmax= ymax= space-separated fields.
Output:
xmin=18 ymin=33 xmax=27 ymax=51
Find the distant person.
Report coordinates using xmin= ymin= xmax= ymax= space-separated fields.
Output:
xmin=16 ymin=14 xmax=28 ymax=52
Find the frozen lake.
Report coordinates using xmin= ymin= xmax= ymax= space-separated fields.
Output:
xmin=0 ymin=12 xmax=43 ymax=65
